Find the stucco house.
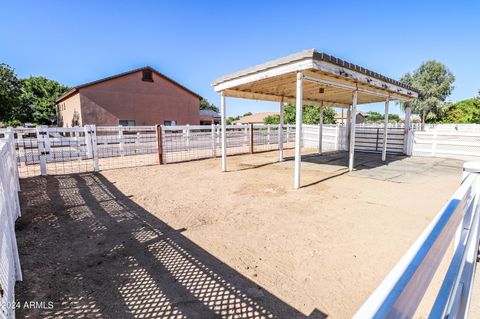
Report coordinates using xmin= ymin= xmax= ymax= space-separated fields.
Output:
xmin=56 ymin=66 xmax=201 ymax=127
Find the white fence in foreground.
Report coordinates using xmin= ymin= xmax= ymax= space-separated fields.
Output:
xmin=355 ymin=162 xmax=480 ymax=318
xmin=0 ymin=129 xmax=22 ymax=319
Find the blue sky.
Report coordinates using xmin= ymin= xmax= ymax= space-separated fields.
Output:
xmin=1 ymin=0 xmax=479 ymax=117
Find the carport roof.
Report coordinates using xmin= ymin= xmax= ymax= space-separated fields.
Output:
xmin=212 ymin=49 xmax=418 ymax=107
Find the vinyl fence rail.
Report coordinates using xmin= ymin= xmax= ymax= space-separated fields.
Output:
xmin=412 ymin=131 xmax=480 ymax=160
xmin=0 ymin=128 xmax=22 ymax=319
xmin=354 ymin=161 xmax=480 ymax=319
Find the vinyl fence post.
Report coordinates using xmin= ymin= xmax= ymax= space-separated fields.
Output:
xmin=156 ymin=124 xmax=164 ymax=164
xmin=35 ymin=126 xmax=48 ymax=176
xmin=90 ymin=125 xmax=99 ymax=172
xmin=185 ymin=124 xmax=190 ymax=149
xmin=211 ymin=123 xmax=216 ymax=157
xmin=118 ymin=125 xmax=124 ymax=156
xmin=249 ymin=123 xmax=254 ymax=154
xmin=84 ymin=125 xmax=93 ymax=159
xmin=6 ymin=127 xmax=20 ymax=191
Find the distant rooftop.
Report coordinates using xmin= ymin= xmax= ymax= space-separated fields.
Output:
xmin=199 ymin=109 xmax=221 ymax=117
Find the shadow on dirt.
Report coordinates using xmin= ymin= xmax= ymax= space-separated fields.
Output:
xmin=15 ymin=173 xmax=328 ymax=318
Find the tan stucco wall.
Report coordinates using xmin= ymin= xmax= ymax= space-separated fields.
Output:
xmin=57 ymin=93 xmax=82 ymax=127
xmin=78 ymin=70 xmax=200 ymax=126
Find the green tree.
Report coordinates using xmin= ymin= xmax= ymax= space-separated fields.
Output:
xmin=242 ymin=112 xmax=252 ymax=117
xmin=200 ymin=98 xmax=219 ymax=113
xmin=388 ymin=114 xmax=400 ymax=122
xmin=263 ymin=104 xmax=336 ymax=124
xmin=399 ymin=60 xmax=455 ymax=130
xmin=439 ymin=98 xmax=480 ymax=123
xmin=0 ymin=63 xmax=22 ymax=122
xmin=20 ymin=76 xmax=70 ymax=125
xmin=365 ymin=111 xmax=383 ymax=123
xmin=365 ymin=111 xmax=400 ymax=123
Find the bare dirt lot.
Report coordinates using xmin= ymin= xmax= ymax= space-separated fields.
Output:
xmin=15 ymin=150 xmax=465 ymax=318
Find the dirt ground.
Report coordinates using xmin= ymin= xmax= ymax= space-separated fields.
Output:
xmin=15 ymin=150 xmax=467 ymax=318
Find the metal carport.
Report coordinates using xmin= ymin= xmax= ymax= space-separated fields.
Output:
xmin=212 ymin=49 xmax=418 ymax=189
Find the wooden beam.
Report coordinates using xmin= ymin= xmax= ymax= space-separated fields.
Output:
xmin=222 ymin=89 xmax=351 ymax=108
xmin=155 ymin=124 xmax=164 ymax=164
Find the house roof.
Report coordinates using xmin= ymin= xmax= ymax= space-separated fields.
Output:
xmin=233 ymin=112 xmax=279 ymax=124
xmin=56 ymin=66 xmax=202 ymax=103
xmin=199 ymin=109 xmax=221 ymax=118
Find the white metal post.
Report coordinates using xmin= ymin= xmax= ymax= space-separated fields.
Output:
xmin=348 ymin=91 xmax=358 ymax=172
xmin=266 ymin=124 xmax=270 ymax=144
xmin=294 ymin=72 xmax=303 ymax=189
xmin=211 ymin=123 xmax=216 ymax=157
xmin=404 ymin=105 xmax=412 ymax=155
xmin=382 ymin=98 xmax=390 ymax=161
xmin=279 ymin=100 xmax=285 ymax=161
xmin=334 ymin=125 xmax=339 ymax=151
xmin=220 ymin=92 xmax=227 ymax=172
xmin=318 ymin=101 xmax=324 ymax=154
xmin=346 ymin=107 xmax=352 ymax=150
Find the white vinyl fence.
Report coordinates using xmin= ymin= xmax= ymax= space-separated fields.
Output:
xmin=412 ymin=130 xmax=480 ymax=160
xmin=5 ymin=123 xmax=480 ymax=178
xmin=0 ymin=129 xmax=22 ymax=319
xmin=355 ymin=162 xmax=480 ymax=318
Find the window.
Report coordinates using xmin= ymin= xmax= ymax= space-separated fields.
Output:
xmin=119 ymin=120 xmax=136 ymax=126
xmin=142 ymin=70 xmax=153 ymax=82
xmin=164 ymin=120 xmax=176 ymax=126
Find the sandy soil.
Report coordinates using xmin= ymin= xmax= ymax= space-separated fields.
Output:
xmin=15 ymin=150 xmax=465 ymax=318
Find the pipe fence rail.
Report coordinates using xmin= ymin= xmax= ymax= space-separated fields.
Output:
xmin=1 ymin=124 xmax=299 ymax=177
xmin=354 ymin=162 xmax=480 ymax=319
xmin=0 ymin=129 xmax=22 ymax=319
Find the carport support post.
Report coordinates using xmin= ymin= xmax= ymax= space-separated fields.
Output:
xmin=279 ymin=99 xmax=285 ymax=161
xmin=318 ymin=101 xmax=324 ymax=154
xmin=294 ymin=72 xmax=303 ymax=189
xmin=382 ymin=98 xmax=390 ymax=161
xmin=404 ymin=105 xmax=412 ymax=155
xmin=348 ymin=90 xmax=358 ymax=172
xmin=346 ymin=107 xmax=351 ymax=150
xmin=220 ymin=92 xmax=227 ymax=172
